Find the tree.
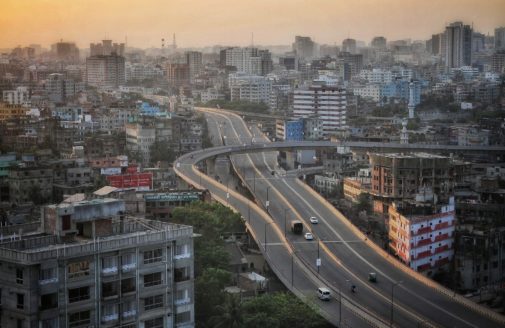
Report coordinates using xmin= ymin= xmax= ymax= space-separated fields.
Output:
xmin=195 ymin=268 xmax=232 ymax=326
xmin=209 ymin=294 xmax=244 ymax=328
xmin=149 ymin=140 xmax=176 ymax=165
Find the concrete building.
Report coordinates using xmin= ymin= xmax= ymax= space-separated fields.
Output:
xmin=52 ymin=41 xmax=80 ymax=63
xmin=495 ymin=27 xmax=505 ymax=51
xmin=45 ymin=74 xmax=84 ymax=103
xmin=292 ymin=36 xmax=316 ymax=60
xmin=279 ymin=55 xmax=298 ymax=70
xmin=371 ymin=36 xmax=387 ymax=49
xmin=275 ymin=119 xmax=304 ymax=141
xmin=228 ymin=73 xmax=272 ymax=104
xmin=292 ymin=85 xmax=347 ymax=137
xmin=342 ymin=38 xmax=357 ymax=54
xmin=8 ymin=165 xmax=53 ymax=205
xmin=220 ymin=47 xmax=273 ymax=76
xmin=126 ymin=123 xmax=156 ymax=165
xmin=185 ymin=51 xmax=203 ymax=84
xmin=445 ymin=22 xmax=473 ymax=69
xmin=90 ymin=40 xmax=125 ymax=56
xmin=0 ymin=197 xmax=194 ymax=328
xmin=86 ymin=54 xmax=126 ymax=88
xmin=0 ymin=103 xmax=28 ymax=122
xmin=369 ymin=153 xmax=454 ymax=214
xmin=491 ymin=51 xmax=505 ymax=74
xmin=3 ymin=86 xmax=29 ymax=105
xmin=389 ymin=195 xmax=456 ymax=276
xmin=166 ymin=63 xmax=190 ymax=88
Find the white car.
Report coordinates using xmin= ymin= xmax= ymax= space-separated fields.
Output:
xmin=304 ymin=232 xmax=314 ymax=240
xmin=309 ymin=216 xmax=319 ymax=224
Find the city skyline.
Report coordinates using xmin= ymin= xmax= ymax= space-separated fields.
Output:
xmin=1 ymin=0 xmax=504 ymax=49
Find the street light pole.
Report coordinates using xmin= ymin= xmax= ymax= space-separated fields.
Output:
xmin=284 ymin=208 xmax=289 ymax=237
xmin=266 ymin=186 xmax=270 ymax=212
xmin=391 ymin=281 xmax=403 ymax=327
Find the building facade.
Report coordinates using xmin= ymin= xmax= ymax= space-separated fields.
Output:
xmin=292 ymin=85 xmax=347 ymax=137
xmin=0 ymin=197 xmax=195 ymax=328
xmin=445 ymin=22 xmax=473 ymax=69
xmin=86 ymin=54 xmax=126 ymax=88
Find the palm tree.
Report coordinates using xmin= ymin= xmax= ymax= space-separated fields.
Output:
xmin=209 ymin=294 xmax=243 ymax=328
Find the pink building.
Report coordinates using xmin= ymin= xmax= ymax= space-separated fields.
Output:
xmin=389 ymin=196 xmax=455 ymax=276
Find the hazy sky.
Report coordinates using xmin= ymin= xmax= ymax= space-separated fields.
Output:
xmin=1 ymin=0 xmax=504 ymax=49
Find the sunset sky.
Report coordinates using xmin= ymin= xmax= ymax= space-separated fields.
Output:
xmin=1 ymin=0 xmax=504 ymax=49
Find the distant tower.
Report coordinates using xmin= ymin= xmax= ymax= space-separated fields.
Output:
xmin=400 ymin=119 xmax=409 ymax=144
xmin=408 ymin=81 xmax=418 ymax=119
xmin=161 ymin=38 xmax=165 ymax=54
xmin=172 ymin=33 xmax=177 ymax=49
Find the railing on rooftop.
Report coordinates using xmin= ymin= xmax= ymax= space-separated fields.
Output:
xmin=0 ymin=222 xmax=192 ymax=265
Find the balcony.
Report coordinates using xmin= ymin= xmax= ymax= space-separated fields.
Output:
xmin=39 ymin=277 xmax=58 ymax=286
xmin=416 ymin=239 xmax=432 ymax=247
xmin=102 ymin=266 xmax=118 ymax=275
xmin=414 ymin=250 xmax=431 ymax=260
xmin=102 ymin=314 xmax=118 ymax=323
xmin=122 ymin=263 xmax=136 ymax=272
xmin=122 ymin=310 xmax=136 ymax=319
xmin=175 ymin=297 xmax=191 ymax=306
xmin=434 ymin=245 xmax=449 ymax=254
xmin=414 ymin=226 xmax=432 ymax=235
xmin=434 ymin=233 xmax=449 ymax=242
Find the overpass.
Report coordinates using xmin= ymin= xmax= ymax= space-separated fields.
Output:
xmin=175 ymin=109 xmax=505 ymax=327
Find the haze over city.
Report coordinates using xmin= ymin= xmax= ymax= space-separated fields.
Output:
xmin=1 ymin=0 xmax=505 ymax=48
xmin=1 ymin=1 xmax=505 ymax=328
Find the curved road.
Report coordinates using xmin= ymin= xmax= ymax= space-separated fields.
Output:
xmin=175 ymin=108 xmax=505 ymax=328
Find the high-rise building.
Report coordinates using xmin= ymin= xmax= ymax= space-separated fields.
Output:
xmin=2 ymin=86 xmax=29 ymax=105
xmin=338 ymin=52 xmax=363 ymax=78
xmin=292 ymin=85 xmax=347 ymax=137
xmin=219 ymin=47 xmax=272 ymax=75
xmin=491 ymin=51 xmax=505 ymax=74
xmin=52 ymin=41 xmax=80 ymax=63
xmin=90 ymin=40 xmax=125 ymax=56
xmin=279 ymin=55 xmax=298 ymax=70
xmin=495 ymin=27 xmax=505 ymax=51
xmin=292 ymin=36 xmax=316 ymax=59
xmin=371 ymin=36 xmax=387 ymax=49
xmin=430 ymin=34 xmax=442 ymax=55
xmin=166 ymin=63 xmax=190 ymax=88
xmin=0 ymin=197 xmax=195 ymax=328
xmin=342 ymin=38 xmax=357 ymax=54
xmin=444 ymin=22 xmax=472 ymax=69
xmin=45 ymin=73 xmax=84 ymax=103
xmin=228 ymin=72 xmax=272 ymax=104
xmin=86 ymin=54 xmax=126 ymax=88
xmin=185 ymin=51 xmax=203 ymax=83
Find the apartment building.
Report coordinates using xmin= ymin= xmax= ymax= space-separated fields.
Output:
xmin=292 ymin=85 xmax=347 ymax=137
xmin=389 ymin=194 xmax=456 ymax=276
xmin=0 ymin=197 xmax=195 ymax=328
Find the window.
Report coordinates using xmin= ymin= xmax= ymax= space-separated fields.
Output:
xmin=121 ymin=277 xmax=136 ymax=294
xmin=174 ymin=267 xmax=190 ymax=282
xmin=62 ymin=215 xmax=71 ymax=230
xmin=69 ymin=310 xmax=91 ymax=328
xmin=17 ymin=319 xmax=24 ymax=328
xmin=40 ymin=293 xmax=58 ymax=310
xmin=39 ymin=267 xmax=57 ymax=283
xmin=121 ymin=253 xmax=136 ymax=270
xmin=16 ymin=268 xmax=23 ymax=284
xmin=102 ymin=281 xmax=118 ymax=298
xmin=102 ymin=303 xmax=118 ymax=322
xmin=144 ymin=248 xmax=162 ymax=264
xmin=175 ymin=311 xmax=191 ymax=324
xmin=175 ymin=244 xmax=189 ymax=258
xmin=68 ymin=286 xmax=90 ymax=303
xmin=122 ymin=299 xmax=136 ymax=318
xmin=41 ymin=318 xmax=58 ymax=328
xmin=102 ymin=256 xmax=118 ymax=273
xmin=144 ymin=317 xmax=164 ymax=328
xmin=144 ymin=272 xmax=162 ymax=287
xmin=68 ymin=261 xmax=89 ymax=279
xmin=144 ymin=294 xmax=164 ymax=311
xmin=17 ymin=293 xmax=24 ymax=309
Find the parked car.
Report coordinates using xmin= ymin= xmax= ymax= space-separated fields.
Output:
xmin=309 ymin=216 xmax=319 ymax=224
xmin=304 ymin=232 xmax=314 ymax=240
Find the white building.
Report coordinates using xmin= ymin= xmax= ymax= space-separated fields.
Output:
xmin=86 ymin=54 xmax=126 ymax=88
xmin=359 ymin=69 xmax=393 ymax=84
xmin=228 ymin=73 xmax=272 ymax=104
xmin=2 ymin=86 xmax=29 ymax=105
xmin=126 ymin=123 xmax=156 ymax=164
xmin=292 ymin=85 xmax=347 ymax=137
xmin=220 ymin=47 xmax=272 ymax=76
xmin=353 ymin=83 xmax=383 ymax=102
xmin=201 ymin=88 xmax=225 ymax=103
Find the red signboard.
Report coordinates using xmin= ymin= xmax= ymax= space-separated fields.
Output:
xmin=106 ymin=172 xmax=152 ymax=190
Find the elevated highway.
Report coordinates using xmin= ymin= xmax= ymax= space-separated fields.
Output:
xmin=175 ymin=108 xmax=505 ymax=327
